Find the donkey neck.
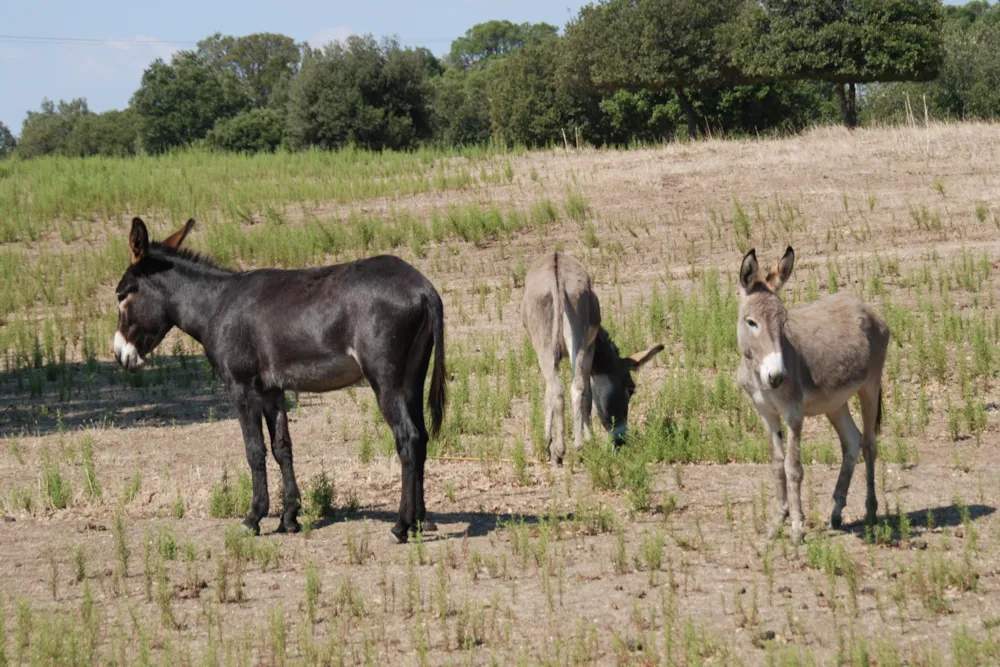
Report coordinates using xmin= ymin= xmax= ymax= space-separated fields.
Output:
xmin=151 ymin=251 xmax=235 ymax=344
xmin=591 ymin=327 xmax=621 ymax=376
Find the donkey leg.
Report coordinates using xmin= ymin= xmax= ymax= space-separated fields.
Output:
xmin=784 ymin=415 xmax=806 ymax=544
xmin=538 ymin=350 xmax=565 ymax=465
xmin=858 ymin=385 xmax=882 ymax=526
xmin=761 ymin=411 xmax=789 ymax=539
xmin=376 ymin=389 xmax=421 ymax=543
xmin=233 ymin=387 xmax=269 ymax=535
xmin=568 ymin=338 xmax=584 ymax=455
xmin=406 ymin=382 xmax=433 ymax=533
xmin=578 ymin=343 xmax=596 ymax=446
xmin=827 ymin=404 xmax=862 ymax=531
xmin=264 ymin=391 xmax=302 ymax=534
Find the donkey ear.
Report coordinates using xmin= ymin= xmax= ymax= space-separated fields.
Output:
xmin=624 ymin=344 xmax=665 ymax=371
xmin=161 ymin=218 xmax=196 ymax=250
xmin=738 ymin=249 xmax=758 ymax=291
xmin=129 ymin=217 xmax=149 ymax=264
xmin=765 ymin=246 xmax=795 ymax=292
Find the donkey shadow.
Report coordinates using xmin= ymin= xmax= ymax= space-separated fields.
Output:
xmin=305 ymin=509 xmax=542 ymax=540
xmin=0 ymin=356 xmax=236 ymax=438
xmin=840 ymin=503 xmax=996 ymax=540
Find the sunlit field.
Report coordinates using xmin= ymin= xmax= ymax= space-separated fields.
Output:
xmin=2 ymin=122 xmax=1000 ymax=665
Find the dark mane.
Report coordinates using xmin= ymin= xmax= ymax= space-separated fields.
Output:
xmin=150 ymin=243 xmax=228 ymax=272
xmin=592 ymin=327 xmax=621 ymax=375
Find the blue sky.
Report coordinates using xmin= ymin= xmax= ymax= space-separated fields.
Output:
xmin=0 ymin=0 xmax=970 ymax=134
xmin=0 ymin=0 xmax=587 ymax=133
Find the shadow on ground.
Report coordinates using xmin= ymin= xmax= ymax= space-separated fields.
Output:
xmin=842 ymin=503 xmax=996 ymax=538
xmin=305 ymin=508 xmax=542 ymax=540
xmin=0 ymin=356 xmax=237 ymax=438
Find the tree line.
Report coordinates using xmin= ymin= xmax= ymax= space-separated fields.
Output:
xmin=1 ymin=1 xmax=997 ymax=159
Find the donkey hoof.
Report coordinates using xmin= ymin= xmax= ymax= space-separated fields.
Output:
xmin=830 ymin=514 xmax=843 ymax=531
xmin=390 ymin=526 xmax=409 ymax=544
xmin=276 ymin=519 xmax=301 ymax=534
xmin=551 ymin=456 xmax=563 ymax=467
xmin=789 ymin=525 xmax=806 ymax=545
xmin=413 ymin=520 xmax=437 ymax=533
xmin=240 ymin=519 xmax=261 ymax=536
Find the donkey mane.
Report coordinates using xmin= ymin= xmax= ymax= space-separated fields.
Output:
xmin=150 ymin=243 xmax=229 ymax=273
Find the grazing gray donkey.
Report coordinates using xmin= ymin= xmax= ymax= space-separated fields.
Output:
xmin=522 ymin=252 xmax=664 ymax=464
xmin=737 ymin=247 xmax=890 ymax=544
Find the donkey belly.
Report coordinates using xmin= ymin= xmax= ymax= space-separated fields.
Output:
xmin=801 ymin=383 xmax=862 ymax=418
xmin=268 ymin=355 xmax=364 ymax=393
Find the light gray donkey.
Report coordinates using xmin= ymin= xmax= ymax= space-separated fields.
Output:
xmin=522 ymin=252 xmax=663 ymax=464
xmin=737 ymin=247 xmax=890 ymax=543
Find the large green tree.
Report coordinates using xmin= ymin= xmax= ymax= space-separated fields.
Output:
xmin=730 ymin=0 xmax=945 ymax=127
xmin=63 ymin=109 xmax=138 ymax=157
xmin=864 ymin=3 xmax=1000 ymax=123
xmin=488 ymin=38 xmax=601 ymax=147
xmin=197 ymin=32 xmax=304 ymax=109
xmin=563 ymin=0 xmax=745 ymax=139
xmin=131 ymin=51 xmax=247 ymax=153
xmin=0 ymin=121 xmax=15 ymax=158
xmin=447 ymin=20 xmax=559 ymax=71
xmin=430 ymin=68 xmax=493 ymax=146
xmin=17 ymin=98 xmax=89 ymax=158
xmin=284 ymin=35 xmax=433 ymax=151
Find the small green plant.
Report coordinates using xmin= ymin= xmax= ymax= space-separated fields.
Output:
xmin=612 ymin=524 xmax=629 ymax=575
xmin=156 ymin=559 xmax=175 ymax=629
xmin=305 ymin=471 xmax=335 ymax=519
xmin=305 ymin=562 xmax=321 ymax=624
xmin=346 ymin=520 xmax=372 ymax=565
xmin=113 ymin=506 xmax=129 ymax=582
xmin=269 ymin=604 xmax=287 ymax=667
xmin=209 ymin=469 xmax=252 ymax=518
xmin=512 ymin=436 xmax=530 ymax=486
xmin=73 ymin=545 xmax=86 ymax=583
xmin=80 ymin=435 xmax=101 ymax=502
xmin=40 ymin=450 xmax=71 ymax=510
xmin=123 ymin=468 xmax=142 ymax=505
xmin=157 ymin=526 xmax=178 ymax=561
xmin=172 ymin=490 xmax=185 ymax=519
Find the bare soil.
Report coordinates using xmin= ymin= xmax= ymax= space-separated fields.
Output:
xmin=3 ymin=122 xmax=1000 ymax=665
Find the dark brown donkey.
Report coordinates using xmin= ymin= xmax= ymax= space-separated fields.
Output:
xmin=113 ymin=217 xmax=446 ymax=543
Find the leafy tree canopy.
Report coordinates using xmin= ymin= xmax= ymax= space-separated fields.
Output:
xmin=131 ymin=51 xmax=247 ymax=153
xmin=197 ymin=32 xmax=304 ymax=109
xmin=284 ymin=35 xmax=433 ymax=151
xmin=0 ymin=121 xmax=16 ymax=158
xmin=447 ymin=20 xmax=558 ymax=71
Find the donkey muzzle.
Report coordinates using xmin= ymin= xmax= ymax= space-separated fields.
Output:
xmin=113 ymin=331 xmax=145 ymax=372
xmin=759 ymin=352 xmax=787 ymax=390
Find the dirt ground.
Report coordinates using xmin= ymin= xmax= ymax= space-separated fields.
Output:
xmin=3 ymin=122 xmax=1000 ymax=665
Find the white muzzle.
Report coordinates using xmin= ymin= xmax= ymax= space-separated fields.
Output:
xmin=114 ymin=331 xmax=144 ymax=370
xmin=759 ymin=351 xmax=786 ymax=389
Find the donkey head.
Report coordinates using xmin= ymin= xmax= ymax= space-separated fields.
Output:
xmin=737 ymin=246 xmax=795 ymax=390
xmin=591 ymin=333 xmax=664 ymax=445
xmin=113 ymin=217 xmax=195 ymax=371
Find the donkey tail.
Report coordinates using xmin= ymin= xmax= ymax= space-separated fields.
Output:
xmin=427 ymin=290 xmax=447 ymax=437
xmin=551 ymin=253 xmax=564 ymax=363
xmin=875 ymin=387 xmax=884 ymax=436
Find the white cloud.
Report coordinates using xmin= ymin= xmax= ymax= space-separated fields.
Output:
xmin=308 ymin=26 xmax=353 ymax=49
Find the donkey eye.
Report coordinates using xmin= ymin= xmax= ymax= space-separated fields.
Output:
xmin=746 ymin=318 xmax=759 ymax=330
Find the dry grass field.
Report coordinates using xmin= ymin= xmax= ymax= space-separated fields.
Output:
xmin=2 ymin=122 xmax=1000 ymax=665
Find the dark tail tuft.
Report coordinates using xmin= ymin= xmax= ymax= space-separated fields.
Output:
xmin=427 ymin=291 xmax=447 ymax=437
xmin=875 ymin=387 xmax=883 ymax=436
